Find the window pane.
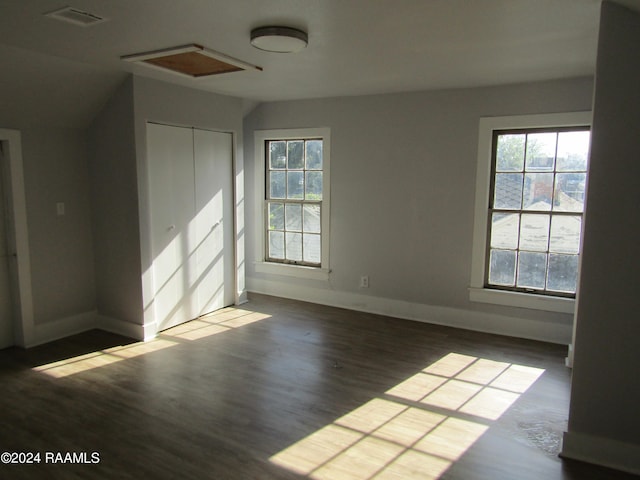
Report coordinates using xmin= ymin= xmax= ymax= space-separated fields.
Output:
xmin=490 ymin=213 xmax=519 ymax=249
xmin=496 ymin=134 xmax=525 ymax=172
xmin=268 ymin=202 xmax=284 ymax=230
xmin=269 ymin=141 xmax=286 ymax=169
xmin=554 ymin=173 xmax=586 ymax=212
xmin=268 ymin=231 xmax=284 ymax=259
xmin=525 ymin=133 xmax=557 ymax=171
xmin=305 ymin=171 xmax=323 ymax=200
xmin=549 ymin=215 xmax=581 ymax=254
xmin=286 ymin=232 xmax=302 ymax=261
xmin=287 ymin=141 xmax=304 ymax=169
xmin=519 ymin=214 xmax=550 ymax=251
xmin=285 ymin=204 xmax=302 ymax=231
xmin=517 ymin=252 xmax=547 ymax=290
xmin=556 ymin=131 xmax=589 ymax=171
xmin=489 ymin=249 xmax=516 ymax=286
xmin=303 ymin=234 xmax=321 ymax=264
xmin=303 ymin=204 xmax=321 ymax=233
xmin=487 ymin=126 xmax=588 ymax=296
xmin=306 ymin=140 xmax=323 ymax=170
xmin=494 ymin=173 xmax=523 ymax=209
xmin=287 ymin=171 xmax=304 ymax=199
xmin=265 ymin=133 xmax=327 ymax=268
xmin=269 ymin=171 xmax=286 ymax=199
xmin=523 ymin=173 xmax=553 ymax=211
xmin=547 ymin=254 xmax=579 ymax=293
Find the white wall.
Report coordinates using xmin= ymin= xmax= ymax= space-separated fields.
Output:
xmin=561 ymin=2 xmax=640 ymax=474
xmin=244 ymin=77 xmax=594 ymax=344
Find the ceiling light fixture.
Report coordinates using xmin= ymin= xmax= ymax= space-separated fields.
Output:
xmin=250 ymin=26 xmax=308 ymax=53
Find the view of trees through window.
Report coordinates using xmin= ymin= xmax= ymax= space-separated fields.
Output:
xmin=487 ymin=128 xmax=590 ymax=295
xmin=266 ymin=139 xmax=323 ymax=266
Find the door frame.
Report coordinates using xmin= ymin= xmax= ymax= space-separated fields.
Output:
xmin=142 ymin=122 xmax=240 ymax=335
xmin=0 ymin=129 xmax=34 ymax=347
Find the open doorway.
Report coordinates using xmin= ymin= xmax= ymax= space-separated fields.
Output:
xmin=0 ymin=141 xmax=14 ymax=347
xmin=0 ymin=129 xmax=34 ymax=348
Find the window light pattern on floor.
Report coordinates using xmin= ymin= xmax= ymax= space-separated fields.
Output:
xmin=161 ymin=308 xmax=271 ymax=341
xmin=32 ymin=339 xmax=179 ymax=378
xmin=270 ymin=352 xmax=544 ymax=479
xmin=32 ymin=307 xmax=272 ymax=378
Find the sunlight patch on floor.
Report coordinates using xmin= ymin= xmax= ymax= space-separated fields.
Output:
xmin=32 ymin=338 xmax=179 ymax=378
xmin=161 ymin=308 xmax=271 ymax=340
xmin=270 ymin=352 xmax=545 ymax=479
xmin=33 ymin=306 xmax=272 ymax=378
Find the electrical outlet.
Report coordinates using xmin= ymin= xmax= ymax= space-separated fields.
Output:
xmin=360 ymin=275 xmax=369 ymax=288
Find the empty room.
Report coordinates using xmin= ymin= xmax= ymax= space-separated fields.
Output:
xmin=0 ymin=1 xmax=639 ymax=479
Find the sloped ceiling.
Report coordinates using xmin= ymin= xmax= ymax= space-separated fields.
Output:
xmin=1 ymin=0 xmax=637 ymax=128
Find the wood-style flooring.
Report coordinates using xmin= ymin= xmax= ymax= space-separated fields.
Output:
xmin=0 ymin=293 xmax=636 ymax=479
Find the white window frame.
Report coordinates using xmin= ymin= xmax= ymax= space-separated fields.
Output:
xmin=469 ymin=112 xmax=591 ymax=313
xmin=254 ymin=128 xmax=331 ymax=280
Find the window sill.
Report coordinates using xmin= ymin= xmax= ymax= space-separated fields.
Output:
xmin=469 ymin=287 xmax=575 ymax=314
xmin=254 ymin=261 xmax=330 ymax=281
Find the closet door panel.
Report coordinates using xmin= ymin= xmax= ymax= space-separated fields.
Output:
xmin=147 ymin=123 xmax=196 ymax=329
xmin=193 ymin=129 xmax=234 ymax=316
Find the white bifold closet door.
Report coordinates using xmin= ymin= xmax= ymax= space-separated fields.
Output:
xmin=147 ymin=123 xmax=234 ymax=331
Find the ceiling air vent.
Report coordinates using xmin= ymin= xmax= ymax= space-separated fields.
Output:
xmin=45 ymin=6 xmax=107 ymax=27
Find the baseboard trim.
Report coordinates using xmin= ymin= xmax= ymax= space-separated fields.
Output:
xmin=247 ymin=278 xmax=572 ymax=344
xmin=29 ymin=310 xmax=99 ymax=348
xmin=561 ymin=431 xmax=640 ymax=475
xmin=98 ymin=314 xmax=151 ymax=341
xmin=27 ymin=311 xmax=150 ymax=348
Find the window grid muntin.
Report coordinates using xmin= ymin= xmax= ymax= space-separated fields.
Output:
xmin=266 ymin=138 xmax=323 ymax=267
xmin=486 ymin=126 xmax=589 ymax=297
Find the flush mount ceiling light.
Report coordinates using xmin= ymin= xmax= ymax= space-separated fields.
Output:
xmin=250 ymin=26 xmax=308 ymax=53
xmin=121 ymin=44 xmax=262 ymax=78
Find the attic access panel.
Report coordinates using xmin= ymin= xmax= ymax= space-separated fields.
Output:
xmin=122 ymin=44 xmax=261 ymax=78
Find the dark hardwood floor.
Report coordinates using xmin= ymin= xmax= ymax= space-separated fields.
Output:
xmin=0 ymin=294 xmax=636 ymax=479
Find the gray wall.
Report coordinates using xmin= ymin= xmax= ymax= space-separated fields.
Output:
xmin=563 ymin=2 xmax=640 ymax=473
xmin=85 ymin=75 xmax=245 ymax=329
xmin=22 ymin=128 xmax=96 ymax=324
xmin=244 ymin=77 xmax=594 ymax=337
xmin=88 ymin=77 xmax=143 ymax=325
xmin=0 ymin=60 xmax=108 ymax=333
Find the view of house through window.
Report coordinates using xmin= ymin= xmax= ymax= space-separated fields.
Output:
xmin=266 ymin=138 xmax=323 ymax=266
xmin=487 ymin=127 xmax=590 ymax=295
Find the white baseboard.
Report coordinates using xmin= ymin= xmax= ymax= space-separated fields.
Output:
xmin=24 ymin=298 xmax=254 ymax=348
xmin=565 ymin=343 xmax=574 ymax=368
xmin=97 ymin=314 xmax=152 ymax=341
xmin=25 ymin=282 xmax=569 ymax=347
xmin=29 ymin=310 xmax=99 ymax=348
xmin=561 ymin=431 xmax=640 ymax=475
xmin=247 ymin=277 xmax=573 ymax=344
xmin=27 ymin=311 xmax=151 ymax=348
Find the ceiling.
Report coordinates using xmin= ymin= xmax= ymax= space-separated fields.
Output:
xmin=1 ymin=0 xmax=638 ymax=128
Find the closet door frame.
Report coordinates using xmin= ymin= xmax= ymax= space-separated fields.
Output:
xmin=144 ymin=122 xmax=239 ymax=333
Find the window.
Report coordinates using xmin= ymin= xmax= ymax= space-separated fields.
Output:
xmin=488 ymin=127 xmax=590 ymax=295
xmin=470 ymin=113 xmax=591 ymax=312
xmin=254 ymin=129 xmax=330 ymax=280
xmin=266 ymin=138 xmax=323 ymax=265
